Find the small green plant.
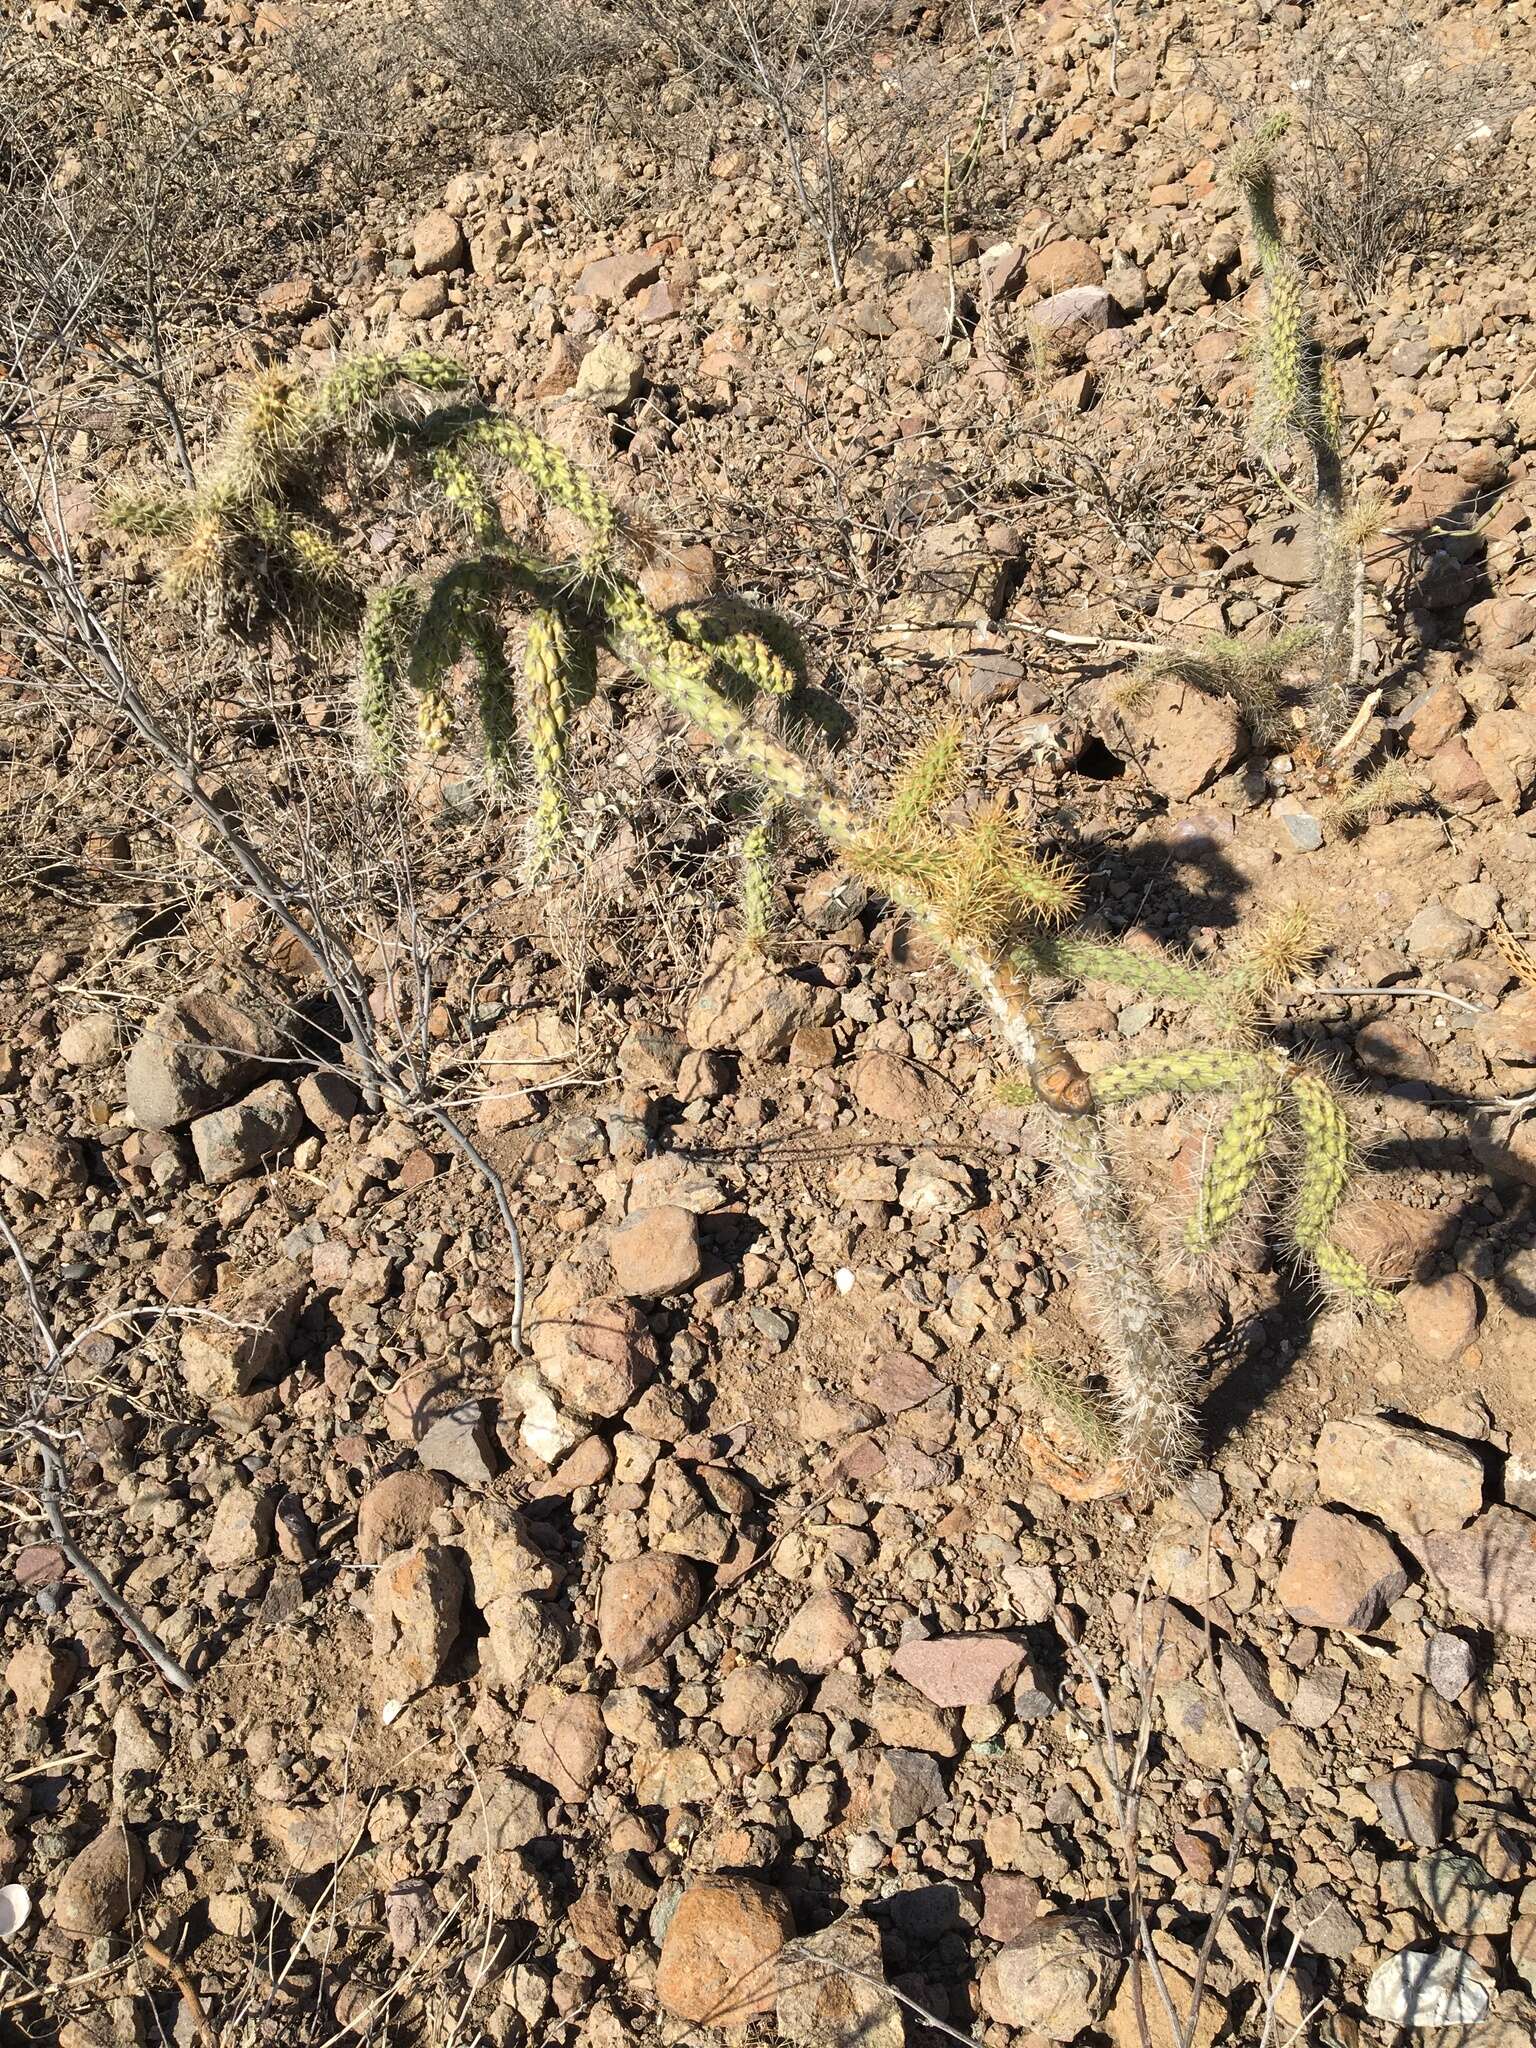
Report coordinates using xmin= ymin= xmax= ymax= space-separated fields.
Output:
xmin=108 ymin=353 xmax=1392 ymax=1490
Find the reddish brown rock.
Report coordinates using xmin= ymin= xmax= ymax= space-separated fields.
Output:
xmin=608 ymin=1205 xmax=704 ymax=1298
xmin=597 ymin=1553 xmax=702 ymax=1674
xmin=1426 ymin=1507 xmax=1536 ymax=1634
xmin=890 ymin=1632 xmax=1027 ymax=1707
xmin=1026 ymin=237 xmax=1104 ymax=292
xmin=1138 ymin=678 xmax=1247 ymax=799
xmin=1277 ymin=1508 xmax=1409 ymax=1631
xmin=655 ymin=1875 xmax=793 ymax=2024
xmin=531 ymin=1262 xmax=658 ymax=1417
xmin=1401 ymin=1274 xmax=1482 ymax=1363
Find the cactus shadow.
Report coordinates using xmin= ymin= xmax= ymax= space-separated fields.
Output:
xmin=1377 ymin=475 xmax=1501 ymax=693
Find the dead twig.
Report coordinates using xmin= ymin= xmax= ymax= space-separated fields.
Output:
xmin=142 ymin=1934 xmax=216 ymax=2048
xmin=0 ymin=1211 xmax=196 ymax=1693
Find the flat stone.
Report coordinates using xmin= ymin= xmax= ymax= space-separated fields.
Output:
xmin=1290 ymin=1884 xmax=1363 ymax=1961
xmin=476 ymin=1007 xmax=572 ymax=1133
xmin=851 ymin=1051 xmax=950 ymax=1123
xmin=358 ymin=1471 xmax=448 ymax=1563
xmin=6 ymin=1641 xmax=75 ymax=1717
xmin=574 ymin=247 xmax=662 ymax=305
xmin=530 ymin=1262 xmax=658 ymax=1418
xmin=1314 ymin=1413 xmax=1484 ymax=1543
xmin=517 ymin=1688 xmax=607 ymax=1801
xmin=1107 ymin=1961 xmax=1225 ymax=2048
xmin=1426 ymin=1630 xmax=1477 ymax=1701
xmin=1364 ymin=1946 xmax=1492 ymax=2026
xmin=416 ymin=1403 xmax=498 ymax=1486
xmin=890 ymin=1632 xmax=1026 ymax=1708
xmin=444 ymin=1772 xmax=545 ymax=1863
xmin=1426 ymin=1507 xmax=1536 ymax=1634
xmin=0 ymin=1132 xmax=87 ymax=1199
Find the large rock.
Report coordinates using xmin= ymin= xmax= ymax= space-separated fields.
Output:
xmin=1364 ymin=1946 xmax=1492 ymax=2027
xmin=476 ymin=1008 xmax=573 ymax=1134
xmin=656 ymin=1875 xmax=794 ymax=2025
xmin=190 ymin=1079 xmax=303 ymax=1183
xmin=1314 ymin=1414 xmax=1484 ymax=1545
xmin=259 ymin=1795 xmax=368 ymax=1878
xmin=0 ymin=1132 xmax=87 ymax=1199
xmin=179 ymin=1265 xmax=306 ymax=1400
xmin=444 ymin=1771 xmax=545 ymax=1863
xmin=126 ymin=993 xmax=281 ymax=1130
xmin=597 ymin=1553 xmax=702 ymax=1674
xmin=1479 ymin=987 xmax=1536 ymax=1066
xmin=358 ymin=1471 xmax=448 ymax=1563
xmin=575 ymin=335 xmax=642 ymax=412
xmin=517 ymin=1687 xmax=608 ymax=1801
xmin=411 ymin=208 xmax=467 ymax=275
xmin=1107 ymin=1961 xmax=1226 ymax=2048
xmin=774 ymin=1589 xmax=860 ymax=1673
xmin=685 ymin=941 xmax=836 ymax=1059
xmin=851 ymin=1050 xmax=950 ymax=1123
xmin=608 ymin=1205 xmax=704 ymax=1298
xmin=53 ymin=1826 xmax=144 ymax=1935
xmin=1137 ymin=679 xmax=1246 ymax=800
xmin=981 ymin=1913 xmax=1122 ymax=2041
xmin=1277 ymin=1508 xmax=1408 ymax=1631
xmin=1030 ymin=285 xmax=1113 ymax=358
xmin=7 ymin=1640 xmax=75 ymax=1717
xmin=864 ymin=1747 xmax=947 ymax=1835
xmin=777 ymin=1913 xmax=903 ymax=2047
xmin=1026 ymin=237 xmax=1104 ymax=292
xmin=574 ymin=247 xmax=663 ymax=305
xmin=1402 ymin=1273 xmax=1481 ymax=1362
xmin=1465 ymin=709 xmax=1536 ymax=808
xmin=530 ymin=1262 xmax=658 ymax=1418
xmin=1426 ymin=1507 xmax=1536 ymax=1634
xmin=371 ymin=1542 xmax=463 ymax=1702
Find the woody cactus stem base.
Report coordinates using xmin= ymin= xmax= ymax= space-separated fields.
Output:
xmin=110 ymin=350 xmax=1393 ymax=1491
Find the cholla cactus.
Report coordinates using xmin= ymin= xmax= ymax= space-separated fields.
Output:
xmin=1233 ymin=120 xmax=1365 ymax=742
xmin=106 ymin=351 xmax=1401 ymax=1493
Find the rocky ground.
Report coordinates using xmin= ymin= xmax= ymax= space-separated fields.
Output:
xmin=3 ymin=0 xmax=1536 ymax=2043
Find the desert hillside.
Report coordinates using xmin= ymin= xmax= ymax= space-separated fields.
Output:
xmin=2 ymin=1 xmax=1536 ymax=2044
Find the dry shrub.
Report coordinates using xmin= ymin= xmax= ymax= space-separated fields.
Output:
xmin=1289 ymin=18 xmax=1512 ymax=304
xmin=630 ymin=0 xmax=959 ymax=283
xmin=425 ymin=0 xmax=633 ymax=124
